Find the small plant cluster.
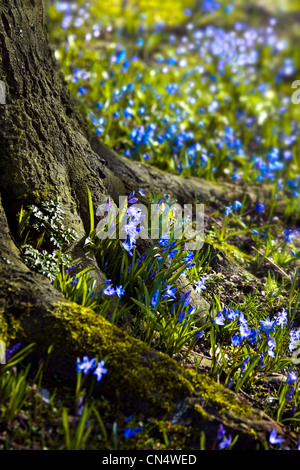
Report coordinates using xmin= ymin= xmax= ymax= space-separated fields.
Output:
xmin=17 ymin=199 xmax=77 ymax=281
xmin=85 ymin=188 xmax=210 ymax=353
xmin=205 ymin=198 xmax=300 ymax=279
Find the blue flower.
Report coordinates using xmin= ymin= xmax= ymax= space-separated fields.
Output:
xmin=93 ymin=360 xmax=108 ymax=382
xmin=116 ymin=285 xmax=125 ymax=298
xmin=286 ymin=386 xmax=295 ymax=402
xmin=194 ymin=277 xmax=210 ymax=294
xmin=224 ymin=206 xmax=233 ymax=216
xmin=233 ymin=200 xmax=242 ymax=210
xmin=239 ymin=323 xmax=252 ymax=340
xmin=259 ymin=316 xmax=276 ymax=335
xmin=275 ymin=308 xmax=288 ymax=328
xmin=151 ymin=289 xmax=160 ymax=309
xmin=269 ymin=429 xmax=284 ymax=446
xmin=287 ymin=371 xmax=297 ymax=384
xmin=183 ymin=251 xmax=195 ymax=265
xmin=158 ymin=236 xmax=169 ymax=246
xmin=217 ymin=424 xmax=233 ymax=449
xmin=5 ymin=343 xmax=21 ymax=362
xmin=103 ymin=285 xmax=116 ymax=296
xmin=217 ymin=424 xmax=226 ymax=440
xmin=267 ymin=336 xmax=276 ymax=358
xmin=218 ymin=435 xmax=232 ymax=449
xmin=123 ymin=107 xmax=134 ymax=119
xmin=196 ymin=330 xmax=204 ymax=340
xmin=225 ymin=308 xmax=239 ymax=322
xmin=283 ymin=229 xmax=299 ymax=244
xmin=241 ymin=356 xmax=250 ymax=372
xmin=128 ymin=191 xmax=139 ymax=204
xmin=76 ymin=356 xmax=96 ymax=374
xmin=214 ymin=312 xmax=225 ymax=326
xmin=231 ymin=333 xmax=243 ymax=348
xmin=167 ymin=249 xmax=178 ymax=259
xmin=162 ymin=285 xmax=177 ymax=300
xmin=259 ymin=351 xmax=265 ymax=369
xmin=65 ymin=265 xmax=76 ymax=275
xmin=77 ymin=86 xmax=87 ymax=96
xmin=122 ymin=239 xmax=134 ymax=256
xmin=124 ymin=427 xmax=142 ymax=439
xmin=255 ymin=202 xmax=265 ymax=213
xmin=289 ymin=328 xmax=300 ymax=352
xmin=71 ymin=275 xmax=79 ymax=288
xmin=178 ymin=311 xmax=186 ymax=323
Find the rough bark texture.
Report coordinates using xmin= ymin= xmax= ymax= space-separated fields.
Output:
xmin=0 ymin=0 xmax=298 ymax=449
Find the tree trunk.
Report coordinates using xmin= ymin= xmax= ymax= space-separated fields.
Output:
xmin=0 ymin=0 xmax=297 ymax=449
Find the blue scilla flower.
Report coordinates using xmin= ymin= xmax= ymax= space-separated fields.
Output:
xmin=77 ymin=86 xmax=87 ymax=95
xmin=275 ymin=307 xmax=288 ymax=328
xmin=218 ymin=434 xmax=232 ymax=449
xmin=241 ymin=356 xmax=250 ymax=373
xmin=194 ymin=277 xmax=210 ymax=294
xmin=255 ymin=202 xmax=265 ymax=213
xmin=214 ymin=311 xmax=225 ymax=326
xmin=123 ymin=107 xmax=133 ymax=118
xmin=259 ymin=316 xmax=276 ymax=335
xmin=5 ymin=343 xmax=21 ymax=362
xmin=178 ymin=311 xmax=186 ymax=323
xmin=289 ymin=328 xmax=300 ymax=352
xmin=286 ymin=386 xmax=295 ymax=403
xmin=283 ymin=229 xmax=299 ymax=244
xmin=196 ymin=330 xmax=204 ymax=340
xmin=162 ymin=285 xmax=177 ymax=300
xmin=233 ymin=200 xmax=242 ymax=210
xmin=151 ymin=289 xmax=160 ymax=309
xmin=103 ymin=285 xmax=116 ymax=296
xmin=231 ymin=333 xmax=243 ymax=348
xmin=259 ymin=351 xmax=265 ymax=369
xmin=224 ymin=206 xmax=233 ymax=216
xmin=115 ymin=286 xmax=125 ymax=298
xmin=287 ymin=371 xmax=297 ymax=384
xmin=65 ymin=265 xmax=76 ymax=275
xmin=111 ymin=50 xmax=126 ymax=64
xmin=124 ymin=427 xmax=142 ymax=439
xmin=267 ymin=337 xmax=276 ymax=358
xmin=269 ymin=429 xmax=284 ymax=447
xmin=76 ymin=356 xmax=96 ymax=374
xmin=93 ymin=360 xmax=108 ymax=382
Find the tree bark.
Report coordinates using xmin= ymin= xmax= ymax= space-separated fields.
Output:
xmin=0 ymin=0 xmax=298 ymax=449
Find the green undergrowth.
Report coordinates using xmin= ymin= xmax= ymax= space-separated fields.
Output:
xmin=2 ymin=184 xmax=300 ymax=449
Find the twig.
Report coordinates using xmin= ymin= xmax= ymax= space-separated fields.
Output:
xmin=251 ymin=246 xmax=289 ymax=279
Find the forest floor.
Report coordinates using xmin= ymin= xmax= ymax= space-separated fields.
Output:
xmin=2 ymin=0 xmax=300 ymax=450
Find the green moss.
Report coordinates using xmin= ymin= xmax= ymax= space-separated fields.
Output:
xmin=0 ymin=296 xmax=253 ymax=425
xmin=193 ymin=403 xmax=211 ymax=421
xmin=188 ymin=369 xmax=252 ymax=417
xmin=0 ymin=306 xmax=25 ymax=346
xmin=39 ymin=301 xmax=196 ymax=415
